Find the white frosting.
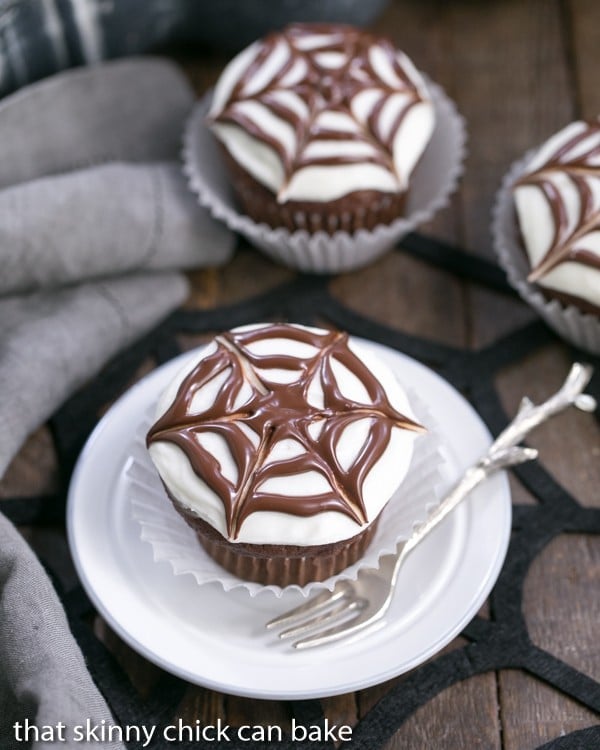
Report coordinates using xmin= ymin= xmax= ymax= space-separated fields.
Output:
xmin=208 ymin=27 xmax=435 ymax=203
xmin=148 ymin=324 xmax=420 ymax=546
xmin=513 ymin=120 xmax=600 ymax=308
xmin=280 ymin=163 xmax=399 ymax=204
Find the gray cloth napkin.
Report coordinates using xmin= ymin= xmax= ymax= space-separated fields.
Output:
xmin=0 ymin=57 xmax=193 ymax=189
xmin=0 ymin=56 xmax=234 ymax=744
xmin=0 ymin=511 xmax=125 ymax=749
xmin=0 ymin=271 xmax=188 ymax=477
xmin=0 ymin=56 xmax=234 ymax=297
xmin=0 ymin=161 xmax=229 ymax=295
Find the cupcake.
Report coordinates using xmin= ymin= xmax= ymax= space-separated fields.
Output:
xmin=146 ymin=323 xmax=424 ymax=587
xmin=512 ymin=118 xmax=600 ymax=315
xmin=184 ymin=24 xmax=465 ymax=273
xmin=206 ymin=23 xmax=436 ymax=235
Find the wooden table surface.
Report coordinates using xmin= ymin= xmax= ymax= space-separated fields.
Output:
xmin=2 ymin=1 xmax=600 ymax=748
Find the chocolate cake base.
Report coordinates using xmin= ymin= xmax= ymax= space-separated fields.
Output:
xmin=220 ymin=147 xmax=407 ymax=235
xmin=170 ymin=492 xmax=380 ymax=587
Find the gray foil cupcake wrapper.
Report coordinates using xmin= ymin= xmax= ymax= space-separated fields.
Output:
xmin=127 ymin=392 xmax=447 ymax=598
xmin=492 ymin=151 xmax=600 ymax=355
xmin=183 ymin=80 xmax=467 ymax=274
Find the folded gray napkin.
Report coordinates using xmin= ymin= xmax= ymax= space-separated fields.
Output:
xmin=0 ymin=272 xmax=188 ymax=477
xmin=0 ymin=55 xmax=234 ymax=743
xmin=0 ymin=511 xmax=125 ymax=749
xmin=0 ymin=57 xmax=193 ymax=189
xmin=0 ymin=56 xmax=234 ymax=297
xmin=0 ymin=161 xmax=229 ymax=295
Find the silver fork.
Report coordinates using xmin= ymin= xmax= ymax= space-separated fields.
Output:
xmin=266 ymin=362 xmax=596 ymax=650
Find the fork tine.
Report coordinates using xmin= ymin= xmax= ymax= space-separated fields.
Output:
xmin=277 ymin=597 xmax=367 ymax=641
xmin=265 ymin=581 xmax=352 ymax=630
xmin=292 ymin=607 xmax=373 ymax=650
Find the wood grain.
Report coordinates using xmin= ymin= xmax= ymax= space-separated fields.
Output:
xmin=385 ymin=674 xmax=502 ymax=750
xmin=0 ymin=426 xmax=58 ymax=498
xmin=498 ymin=670 xmax=598 ymax=749
xmin=567 ymin=0 xmax=600 ymax=118
xmin=496 ymin=347 xmax=600 ymax=509
xmin=523 ymin=534 xmax=600 ymax=681
xmin=330 ymin=250 xmax=467 ymax=347
xmin=1 ymin=0 xmax=599 ymax=747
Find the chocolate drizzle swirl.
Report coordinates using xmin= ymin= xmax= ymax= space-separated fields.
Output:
xmin=147 ymin=324 xmax=423 ymax=539
xmin=210 ymin=23 xmax=428 ymax=199
xmin=514 ymin=118 xmax=600 ymax=282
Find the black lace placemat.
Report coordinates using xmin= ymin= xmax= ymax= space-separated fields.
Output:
xmin=4 ymin=233 xmax=600 ymax=750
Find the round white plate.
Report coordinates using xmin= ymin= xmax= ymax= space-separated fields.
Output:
xmin=67 ymin=340 xmax=511 ymax=699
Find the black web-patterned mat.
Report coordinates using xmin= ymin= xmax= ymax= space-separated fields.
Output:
xmin=4 ymin=233 xmax=600 ymax=750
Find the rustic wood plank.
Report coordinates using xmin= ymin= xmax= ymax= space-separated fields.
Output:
xmin=384 ymin=674 xmax=502 ymax=750
xmin=446 ymin=0 xmax=575 ymax=254
xmin=224 ymin=695 xmax=291 ymax=734
xmin=469 ymin=4 xmax=600 ymax=744
xmin=456 ymin=5 xmax=600 ymax=738
xmin=364 ymin=1 xmax=528 ymax=744
xmin=454 ymin=0 xmax=574 ymax=346
xmin=567 ymin=0 xmax=600 ymax=118
xmin=373 ymin=2 xmax=599 ymax=748
xmin=523 ymin=533 xmax=600 ymax=681
xmin=93 ymin=619 xmax=164 ymax=700
xmin=496 ymin=348 xmax=600 ymax=509
xmin=176 ymin=686 xmax=226 ymax=726
xmin=329 ymin=250 xmax=468 ymax=348
xmin=382 ymin=0 xmax=569 ymax=345
xmin=188 ymin=244 xmax=294 ymax=308
xmin=1 ymin=1 xmax=598 ymax=745
xmin=357 ymin=637 xmax=469 ymax=714
xmin=0 ymin=426 xmax=58 ymax=498
xmin=320 ymin=695 xmax=358 ymax=737
xmin=355 ymin=637 xmax=500 ymax=750
xmin=498 ymin=670 xmax=598 ymax=749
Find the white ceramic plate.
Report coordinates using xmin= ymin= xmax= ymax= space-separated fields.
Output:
xmin=67 ymin=340 xmax=511 ymax=699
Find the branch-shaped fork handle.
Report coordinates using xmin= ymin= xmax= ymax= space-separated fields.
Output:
xmin=489 ymin=362 xmax=596 ymax=453
xmin=406 ymin=362 xmax=596 ymax=558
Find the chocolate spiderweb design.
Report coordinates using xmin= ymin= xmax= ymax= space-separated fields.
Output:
xmin=515 ymin=119 xmax=600 ymax=282
xmin=147 ymin=323 xmax=422 ymax=538
xmin=6 ymin=233 xmax=600 ymax=750
xmin=211 ymin=24 xmax=427 ymax=197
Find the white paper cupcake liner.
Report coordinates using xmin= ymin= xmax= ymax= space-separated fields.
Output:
xmin=182 ymin=80 xmax=466 ymax=274
xmin=492 ymin=151 xmax=600 ymax=355
xmin=127 ymin=392 xmax=448 ymax=598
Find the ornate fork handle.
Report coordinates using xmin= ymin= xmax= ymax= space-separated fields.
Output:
xmin=403 ymin=447 xmax=533 ymax=554
xmin=394 ymin=362 xmax=596 ymax=584
xmin=489 ymin=362 xmax=596 ymax=451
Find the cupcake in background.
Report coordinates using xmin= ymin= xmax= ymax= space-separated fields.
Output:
xmin=206 ymin=23 xmax=435 ymax=234
xmin=184 ymin=23 xmax=466 ymax=273
xmin=493 ymin=118 xmax=600 ymax=354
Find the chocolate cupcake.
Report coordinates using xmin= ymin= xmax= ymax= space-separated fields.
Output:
xmin=184 ymin=25 xmax=465 ymax=273
xmin=146 ymin=323 xmax=424 ymax=587
xmin=493 ymin=118 xmax=600 ymax=354
xmin=206 ymin=23 xmax=435 ymax=235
